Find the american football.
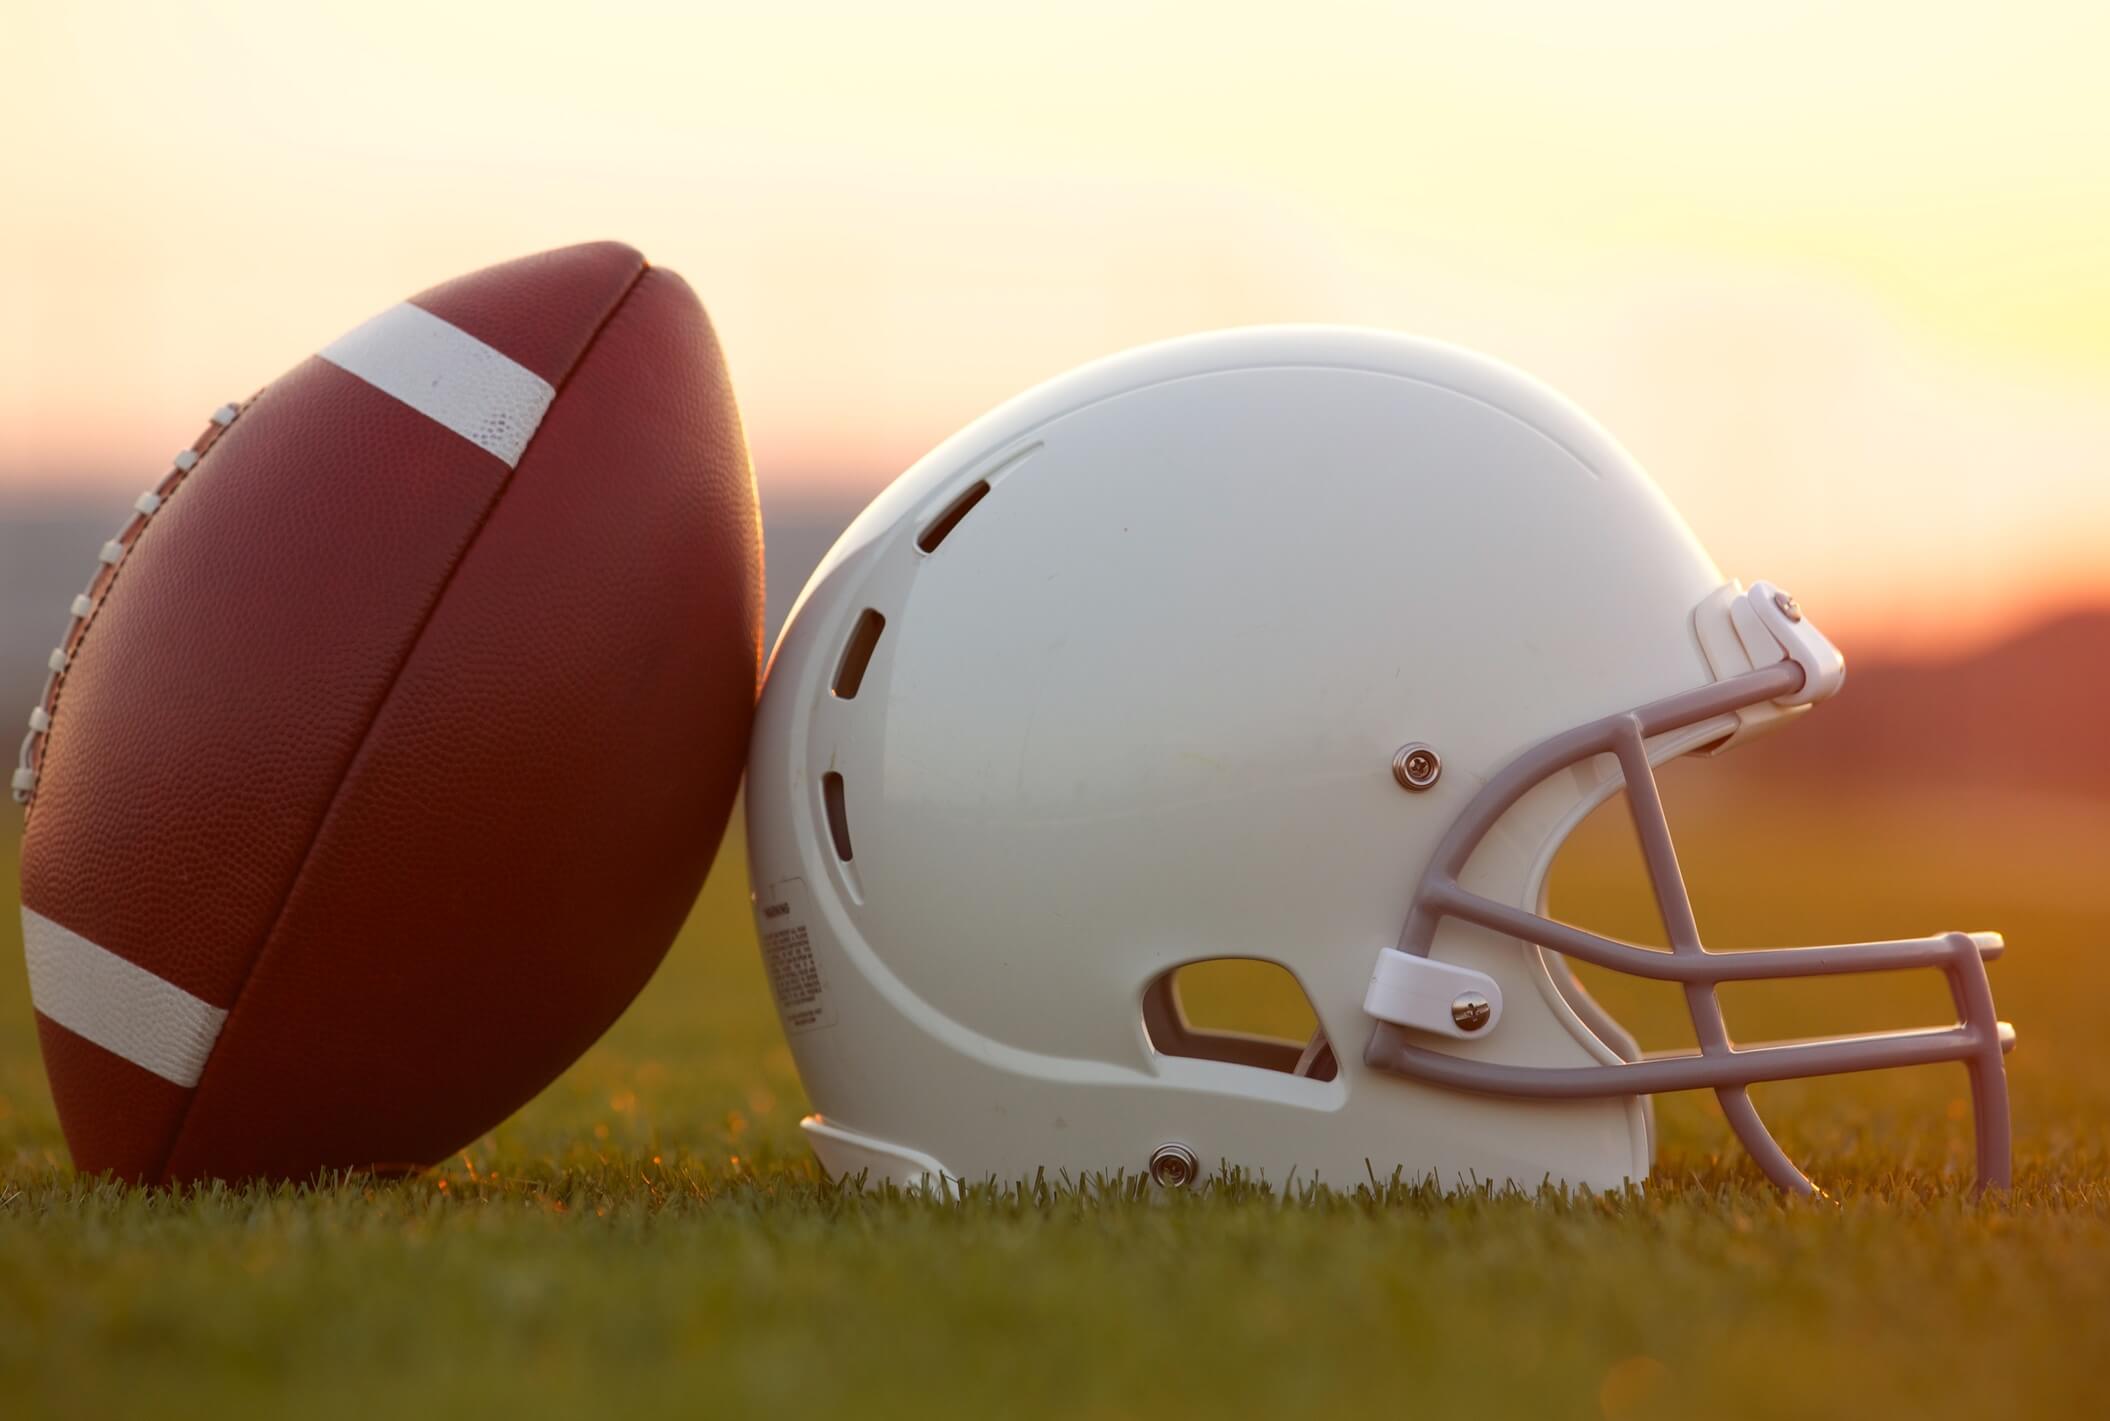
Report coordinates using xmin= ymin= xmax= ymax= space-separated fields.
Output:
xmin=14 ymin=242 xmax=762 ymax=1185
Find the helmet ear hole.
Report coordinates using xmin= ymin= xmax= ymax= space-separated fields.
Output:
xmin=1142 ymin=959 xmax=1337 ymax=1082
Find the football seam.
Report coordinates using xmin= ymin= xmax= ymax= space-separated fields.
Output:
xmin=149 ymin=260 xmax=657 ymax=1184
xmin=17 ymin=396 xmax=257 ymax=826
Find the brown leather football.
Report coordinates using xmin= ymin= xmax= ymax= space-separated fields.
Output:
xmin=14 ymin=242 xmax=762 ymax=1185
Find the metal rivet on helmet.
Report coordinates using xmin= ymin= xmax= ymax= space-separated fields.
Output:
xmin=1392 ymin=742 xmax=1441 ymax=791
xmin=1147 ymin=1142 xmax=1200 ymax=1189
xmin=1450 ymin=991 xmax=1493 ymax=1032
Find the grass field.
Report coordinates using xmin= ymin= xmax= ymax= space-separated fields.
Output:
xmin=2 ymin=775 xmax=2107 ymax=1419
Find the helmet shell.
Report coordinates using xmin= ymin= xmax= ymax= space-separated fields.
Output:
xmin=748 ymin=328 xmax=1729 ymax=1190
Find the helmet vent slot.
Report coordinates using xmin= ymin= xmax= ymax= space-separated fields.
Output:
xmin=916 ymin=480 xmax=990 ymax=553
xmin=821 ymin=771 xmax=854 ymax=862
xmin=832 ymin=609 xmax=886 ymax=699
xmin=1142 ymin=959 xmax=1337 ymax=1082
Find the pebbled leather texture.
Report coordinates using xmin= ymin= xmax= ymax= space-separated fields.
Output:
xmin=32 ymin=1015 xmax=196 ymax=1182
xmin=18 ymin=245 xmax=763 ymax=1184
xmin=408 ymin=242 xmax=643 ymax=386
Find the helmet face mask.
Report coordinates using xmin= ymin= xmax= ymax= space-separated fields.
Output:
xmin=745 ymin=327 xmax=2014 ymax=1197
xmin=1373 ymin=655 xmax=2012 ymax=1196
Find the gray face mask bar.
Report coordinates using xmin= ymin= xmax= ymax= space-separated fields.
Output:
xmin=1367 ymin=660 xmax=2015 ymax=1196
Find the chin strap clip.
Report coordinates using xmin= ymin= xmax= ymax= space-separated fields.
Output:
xmin=1364 ymin=948 xmax=1504 ymax=1040
xmin=1689 ymin=580 xmax=1846 ymax=754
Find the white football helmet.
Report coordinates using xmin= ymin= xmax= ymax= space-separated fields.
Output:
xmin=745 ymin=328 xmax=2013 ymax=1197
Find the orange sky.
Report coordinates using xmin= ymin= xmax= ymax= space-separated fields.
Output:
xmin=4 ymin=2 xmax=2107 ymax=651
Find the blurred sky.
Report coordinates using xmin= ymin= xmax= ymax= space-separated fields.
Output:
xmin=3 ymin=1 xmax=2106 ymax=650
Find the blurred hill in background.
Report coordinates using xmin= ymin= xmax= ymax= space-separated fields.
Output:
xmin=1716 ymin=609 xmax=2110 ymax=804
xmin=4 ymin=496 xmax=2104 ymax=807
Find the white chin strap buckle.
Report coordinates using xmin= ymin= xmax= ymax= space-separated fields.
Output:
xmin=1364 ymin=948 xmax=1503 ymax=1040
xmin=1692 ymin=579 xmax=1847 ymax=753
xmin=1732 ymin=579 xmax=1845 ymax=706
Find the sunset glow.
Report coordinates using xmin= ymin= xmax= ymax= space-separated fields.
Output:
xmin=5 ymin=1 xmax=2107 ymax=650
